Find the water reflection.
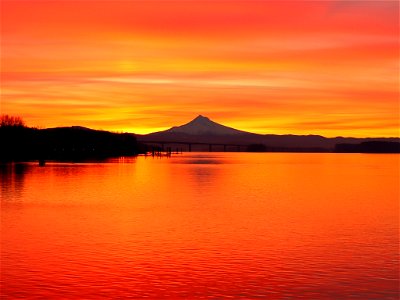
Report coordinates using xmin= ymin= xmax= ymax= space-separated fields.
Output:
xmin=0 ymin=163 xmax=30 ymax=201
xmin=186 ymin=159 xmax=223 ymax=165
xmin=190 ymin=166 xmax=218 ymax=186
xmin=172 ymin=153 xmax=224 ymax=165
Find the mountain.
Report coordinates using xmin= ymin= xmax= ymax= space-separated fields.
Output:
xmin=137 ymin=115 xmax=400 ymax=152
xmin=166 ymin=115 xmax=249 ymax=136
xmin=139 ymin=115 xmax=258 ymax=146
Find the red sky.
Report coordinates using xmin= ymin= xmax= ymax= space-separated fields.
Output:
xmin=1 ymin=0 xmax=399 ymax=137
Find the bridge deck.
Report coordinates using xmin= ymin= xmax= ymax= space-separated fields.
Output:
xmin=140 ymin=140 xmax=248 ymax=152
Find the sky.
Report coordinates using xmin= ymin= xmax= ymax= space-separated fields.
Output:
xmin=1 ymin=0 xmax=399 ymax=137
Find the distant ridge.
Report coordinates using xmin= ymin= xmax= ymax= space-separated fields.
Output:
xmin=47 ymin=125 xmax=94 ymax=131
xmin=138 ymin=115 xmax=400 ymax=151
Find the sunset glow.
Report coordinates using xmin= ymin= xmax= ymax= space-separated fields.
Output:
xmin=1 ymin=0 xmax=399 ymax=137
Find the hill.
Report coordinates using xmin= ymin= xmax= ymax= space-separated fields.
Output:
xmin=0 ymin=125 xmax=145 ymax=161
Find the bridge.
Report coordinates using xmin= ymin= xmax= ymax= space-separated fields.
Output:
xmin=140 ymin=140 xmax=248 ymax=152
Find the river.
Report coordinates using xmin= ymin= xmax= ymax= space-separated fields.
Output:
xmin=1 ymin=153 xmax=399 ymax=298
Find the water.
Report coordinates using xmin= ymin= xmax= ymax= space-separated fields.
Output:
xmin=1 ymin=153 xmax=399 ymax=299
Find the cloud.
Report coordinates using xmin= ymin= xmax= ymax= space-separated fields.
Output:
xmin=328 ymin=0 xmax=399 ymax=17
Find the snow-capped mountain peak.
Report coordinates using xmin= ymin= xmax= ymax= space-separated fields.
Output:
xmin=166 ymin=115 xmax=247 ymax=136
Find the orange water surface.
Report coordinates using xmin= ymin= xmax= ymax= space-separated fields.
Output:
xmin=1 ymin=153 xmax=399 ymax=298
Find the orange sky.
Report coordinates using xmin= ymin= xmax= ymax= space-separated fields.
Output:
xmin=1 ymin=0 xmax=399 ymax=137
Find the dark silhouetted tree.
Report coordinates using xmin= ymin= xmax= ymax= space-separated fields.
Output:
xmin=0 ymin=115 xmax=26 ymax=127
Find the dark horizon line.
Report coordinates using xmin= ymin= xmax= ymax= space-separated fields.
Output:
xmin=42 ymin=124 xmax=400 ymax=140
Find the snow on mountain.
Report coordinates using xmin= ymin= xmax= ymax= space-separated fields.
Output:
xmin=166 ymin=115 xmax=249 ymax=136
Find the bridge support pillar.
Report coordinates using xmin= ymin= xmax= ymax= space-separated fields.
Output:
xmin=188 ymin=144 xmax=192 ymax=152
xmin=209 ymin=144 xmax=212 ymax=152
